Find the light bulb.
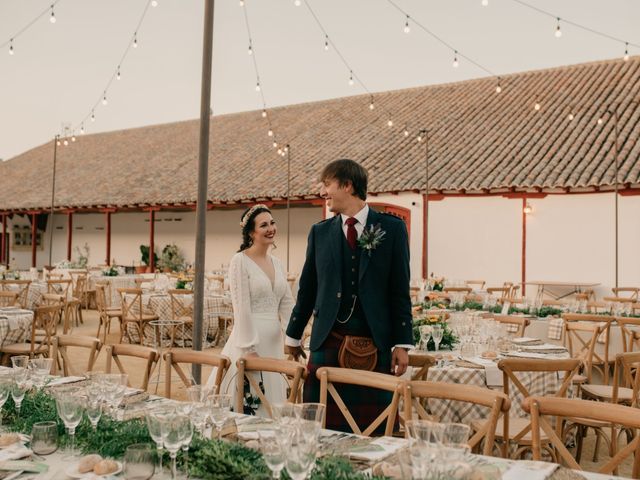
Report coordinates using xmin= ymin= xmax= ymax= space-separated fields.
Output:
xmin=597 ymin=118 xmax=603 ymax=125
xmin=568 ymin=113 xmax=574 ymax=121
xmin=8 ymin=43 xmax=14 ymax=55
xmin=117 ymin=67 xmax=121 ymax=80
xmin=404 ymin=16 xmax=410 ymax=34
xmin=56 ymin=139 xmax=61 ymax=146
xmin=261 ymin=110 xmax=267 ymax=118
xmin=133 ymin=34 xmax=138 ymax=48
xmin=481 ymin=0 xmax=488 ymax=5
xmin=624 ymin=43 xmax=629 ymax=62
xmin=555 ymin=19 xmax=562 ymax=38
xmin=71 ymin=136 xmax=76 ymax=142
xmin=369 ymin=101 xmax=374 ymax=110
xmin=387 ymin=119 xmax=393 ymax=127
xmin=239 ymin=0 xmax=244 ymax=6
xmin=294 ymin=0 xmax=301 ymax=5
xmin=80 ymin=126 xmax=85 ymax=134
xmin=63 ymin=139 xmax=68 ymax=146
xmin=272 ymin=141 xmax=278 ymax=148
xmin=267 ymin=129 xmax=273 ymax=137
xmin=417 ymin=135 xmax=423 ymax=142
xmin=324 ymin=36 xmax=329 ymax=51
xmin=248 ymin=44 xmax=253 ymax=55
xmin=102 ymin=95 xmax=108 ymax=105
xmin=277 ymin=148 xmax=282 ymax=155
xmin=348 ymin=72 xmax=354 ymax=86
xmin=534 ymin=102 xmax=541 ymax=111
xmin=452 ymin=52 xmax=459 ymax=68
xmin=91 ymin=112 xmax=96 ymax=122
xmin=255 ymin=82 xmax=261 ymax=92
xmin=49 ymin=7 xmax=56 ymax=23
xmin=495 ymin=83 xmax=502 ymax=93
xmin=523 ymin=203 xmax=532 ymax=214
xmin=284 ymin=146 xmax=289 ymax=152
xmin=151 ymin=0 xmax=158 ymax=6
xmin=403 ymin=129 xmax=409 ymax=137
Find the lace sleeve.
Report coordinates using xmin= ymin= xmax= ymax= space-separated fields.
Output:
xmin=228 ymin=253 xmax=258 ymax=351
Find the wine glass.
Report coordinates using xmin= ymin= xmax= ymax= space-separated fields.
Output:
xmin=189 ymin=403 xmax=209 ymax=437
xmin=145 ymin=407 xmax=173 ymax=478
xmin=208 ymin=394 xmax=232 ymax=439
xmin=55 ymin=392 xmax=84 ymax=458
xmin=124 ymin=443 xmax=155 ymax=480
xmin=419 ymin=325 xmax=432 ymax=352
xmin=28 ymin=358 xmax=53 ymax=389
xmin=85 ymin=399 xmax=102 ymax=431
xmin=180 ymin=416 xmax=194 ymax=477
xmin=186 ymin=384 xmax=211 ymax=404
xmin=431 ymin=325 xmax=443 ymax=352
xmin=161 ymin=415 xmax=190 ymax=480
xmin=11 ymin=355 xmax=30 ymax=385
xmin=258 ymin=430 xmax=285 ymax=479
xmin=284 ymin=430 xmax=316 ymax=480
xmin=0 ymin=377 xmax=12 ymax=432
xmin=11 ymin=380 xmax=26 ymax=415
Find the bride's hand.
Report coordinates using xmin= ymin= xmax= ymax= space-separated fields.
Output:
xmin=245 ymin=351 xmax=259 ymax=358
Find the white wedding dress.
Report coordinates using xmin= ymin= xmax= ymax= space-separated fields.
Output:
xmin=206 ymin=251 xmax=294 ymax=416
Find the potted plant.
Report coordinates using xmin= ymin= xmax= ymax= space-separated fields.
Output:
xmin=139 ymin=245 xmax=158 ymax=273
xmin=157 ymin=244 xmax=185 ymax=273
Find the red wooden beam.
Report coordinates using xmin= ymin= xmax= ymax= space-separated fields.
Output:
xmin=1 ymin=214 xmax=6 ymax=265
xmin=66 ymin=212 xmax=73 ymax=261
xmin=422 ymin=194 xmax=428 ymax=279
xmin=31 ymin=213 xmax=37 ymax=268
xmin=522 ymin=198 xmax=527 ymax=297
xmin=149 ymin=209 xmax=156 ymax=272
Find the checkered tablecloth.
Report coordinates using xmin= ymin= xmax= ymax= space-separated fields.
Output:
xmin=5 ymin=282 xmax=46 ymax=310
xmin=88 ymin=275 xmax=139 ymax=307
xmin=123 ymin=293 xmax=232 ymax=346
xmin=547 ymin=317 xmax=607 ymax=344
xmin=426 ymin=365 xmax=559 ymax=424
xmin=0 ymin=310 xmax=34 ymax=346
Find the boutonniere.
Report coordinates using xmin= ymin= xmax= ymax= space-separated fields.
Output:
xmin=357 ymin=223 xmax=386 ymax=256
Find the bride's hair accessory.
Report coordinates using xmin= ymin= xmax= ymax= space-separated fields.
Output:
xmin=240 ymin=204 xmax=270 ymax=228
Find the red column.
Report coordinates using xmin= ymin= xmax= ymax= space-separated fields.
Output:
xmin=522 ymin=198 xmax=527 ymax=297
xmin=149 ymin=209 xmax=156 ymax=272
xmin=1 ymin=214 xmax=6 ymax=265
xmin=31 ymin=213 xmax=37 ymax=268
xmin=105 ymin=211 xmax=111 ymax=266
xmin=66 ymin=212 xmax=73 ymax=261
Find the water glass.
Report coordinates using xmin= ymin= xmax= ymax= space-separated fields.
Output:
xmin=55 ymin=393 xmax=84 ymax=458
xmin=442 ymin=423 xmax=471 ymax=457
xmin=30 ymin=421 xmax=58 ymax=455
xmin=145 ymin=407 xmax=173 ymax=477
xmin=161 ymin=415 xmax=190 ymax=480
xmin=186 ymin=384 xmax=211 ymax=403
xmin=11 ymin=380 xmax=26 ymax=415
xmin=86 ymin=400 xmax=102 ymax=430
xmin=284 ymin=430 xmax=316 ymax=480
xmin=208 ymin=394 xmax=232 ymax=439
xmin=258 ymin=430 xmax=285 ymax=479
xmin=180 ymin=417 xmax=194 ymax=477
xmin=0 ymin=376 xmax=12 ymax=431
xmin=124 ymin=443 xmax=155 ymax=480
xmin=431 ymin=325 xmax=443 ymax=352
xmin=28 ymin=358 xmax=53 ymax=388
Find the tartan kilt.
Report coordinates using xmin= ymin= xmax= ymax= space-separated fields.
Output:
xmin=303 ymin=333 xmax=393 ymax=434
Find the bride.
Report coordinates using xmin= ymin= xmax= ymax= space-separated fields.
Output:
xmin=207 ymin=204 xmax=294 ymax=416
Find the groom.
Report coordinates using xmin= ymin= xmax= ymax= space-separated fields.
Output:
xmin=285 ymin=159 xmax=413 ymax=432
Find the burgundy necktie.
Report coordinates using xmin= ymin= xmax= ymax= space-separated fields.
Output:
xmin=345 ymin=217 xmax=358 ymax=250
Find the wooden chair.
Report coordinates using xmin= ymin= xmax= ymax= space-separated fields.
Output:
xmin=46 ymin=279 xmax=71 ymax=298
xmin=443 ymin=287 xmax=472 ymax=294
xmin=205 ymin=274 xmax=225 ymax=293
xmin=95 ymin=283 xmax=122 ymax=344
xmin=105 ymin=344 xmax=159 ymax=391
xmin=563 ymin=313 xmax=615 ymax=384
xmin=163 ymin=349 xmax=230 ymax=399
xmin=490 ymin=358 xmax=581 ymax=459
xmin=0 ymin=291 xmax=19 ymax=307
xmin=51 ymin=335 xmax=102 ymax=376
xmin=70 ymin=271 xmax=94 ymax=309
xmin=525 ymin=396 xmax=640 ymax=478
xmin=466 ymin=280 xmax=486 ymax=290
xmin=612 ymin=288 xmax=640 ymax=301
xmin=487 ymin=284 xmax=512 ymax=303
xmin=563 ymin=321 xmax=603 ymax=386
xmin=0 ymin=280 xmax=31 ymax=309
xmin=168 ymin=289 xmax=194 ymax=347
xmin=235 ymin=356 xmax=307 ymax=417
xmin=118 ymin=288 xmax=159 ymax=344
xmin=408 ymin=353 xmax=436 ymax=381
xmin=316 ymin=367 xmax=404 ymax=437
xmin=495 ymin=315 xmax=531 ymax=337
xmin=134 ymin=278 xmax=154 ymax=289
xmin=404 ymin=380 xmax=511 ymax=456
xmin=0 ymin=303 xmax=63 ymax=363
xmin=617 ymin=317 xmax=640 ymax=353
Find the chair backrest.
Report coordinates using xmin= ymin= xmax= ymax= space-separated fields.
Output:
xmin=205 ymin=274 xmax=224 ymax=292
xmin=134 ymin=278 xmax=153 ymax=288
xmin=615 ymin=317 xmax=640 ymax=353
xmin=118 ymin=288 xmax=144 ymax=321
xmin=404 ymin=380 xmax=510 ymax=456
xmin=486 ymin=286 xmax=511 ymax=301
xmin=466 ymin=280 xmax=486 ymax=290
xmin=28 ymin=304 xmax=63 ymax=354
xmin=524 ymin=396 xmax=640 ymax=477
xmin=168 ymin=289 xmax=194 ymax=321
xmin=51 ymin=335 xmax=102 ymax=376
xmin=317 ymin=366 xmax=404 ymax=437
xmin=70 ymin=273 xmax=87 ymax=299
xmin=0 ymin=280 xmax=31 ymax=308
xmin=443 ymin=287 xmax=472 ymax=293
xmin=494 ymin=315 xmax=530 ymax=337
xmin=408 ymin=353 xmax=436 ymax=381
xmin=612 ymin=351 xmax=640 ymax=408
xmin=46 ymin=279 xmax=71 ymax=299
xmin=163 ymin=350 xmax=231 ymax=399
xmin=562 ymin=320 xmax=603 ymax=384
xmin=0 ymin=291 xmax=19 ymax=307
xmin=235 ymin=356 xmax=307 ymax=417
xmin=105 ymin=344 xmax=158 ymax=390
xmin=563 ymin=313 xmax=613 ymax=384
xmin=94 ymin=284 xmax=109 ymax=313
xmin=612 ymin=287 xmax=639 ymax=300
xmin=40 ymin=293 xmax=64 ymax=306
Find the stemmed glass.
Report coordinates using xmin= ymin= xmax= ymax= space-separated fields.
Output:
xmin=146 ymin=407 xmax=173 ymax=478
xmin=0 ymin=376 xmax=12 ymax=432
xmin=28 ymin=358 xmax=53 ymax=389
xmin=431 ymin=325 xmax=443 ymax=352
xmin=419 ymin=325 xmax=432 ymax=352
xmin=11 ymin=380 xmax=26 ymax=416
xmin=208 ymin=394 xmax=232 ymax=439
xmin=284 ymin=429 xmax=316 ymax=480
xmin=189 ymin=403 xmax=209 ymax=437
xmin=180 ymin=417 xmax=194 ymax=478
xmin=405 ymin=420 xmax=445 ymax=478
xmin=258 ymin=430 xmax=286 ymax=479
xmin=103 ymin=373 xmax=128 ymax=418
xmin=55 ymin=390 xmax=85 ymax=458
xmin=160 ymin=414 xmax=190 ymax=480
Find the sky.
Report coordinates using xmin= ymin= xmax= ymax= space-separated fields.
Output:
xmin=0 ymin=0 xmax=638 ymax=161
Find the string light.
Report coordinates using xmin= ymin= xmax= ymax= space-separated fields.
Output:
xmin=452 ymin=51 xmax=459 ymax=68
xmin=554 ymin=18 xmax=562 ymax=38
xmin=534 ymin=101 xmax=541 ymax=111
xmin=523 ymin=203 xmax=533 ymax=214
xmin=272 ymin=141 xmax=278 ymax=148
xmin=8 ymin=39 xmax=13 ymax=56
xmin=116 ymin=66 xmax=121 ymax=80
xmin=267 ymin=129 xmax=273 ymax=137
xmin=56 ymin=139 xmax=61 ymax=146
xmin=495 ymin=78 xmax=502 ymax=93
xmin=151 ymin=0 xmax=158 ymax=6
xmin=80 ymin=125 xmax=85 ymax=134
xmin=417 ymin=133 xmax=423 ymax=142
xmin=133 ymin=33 xmax=138 ymax=48
xmin=248 ymin=41 xmax=253 ymax=55
xmin=63 ymin=139 xmax=68 ymax=146
xmin=294 ymin=0 xmax=301 ymax=5
xmin=348 ymin=71 xmax=354 ymax=86
xmin=481 ymin=0 xmax=488 ymax=5
xmin=255 ymin=81 xmax=261 ymax=92
xmin=239 ymin=0 xmax=244 ymax=6
xmin=277 ymin=148 xmax=282 ymax=155
xmin=403 ymin=15 xmax=410 ymax=34
xmin=261 ymin=109 xmax=267 ymax=118
xmin=102 ymin=94 xmax=108 ymax=106
xmin=71 ymin=135 xmax=76 ymax=142
xmin=324 ymin=35 xmax=329 ymax=51
xmin=403 ymin=127 xmax=409 ymax=137
xmin=624 ymin=43 xmax=629 ymax=61
xmin=369 ymin=97 xmax=375 ymax=110
xmin=597 ymin=118 xmax=603 ymax=125
xmin=567 ymin=113 xmax=574 ymax=121
xmin=49 ymin=5 xmax=56 ymax=24
xmin=90 ymin=111 xmax=95 ymax=122
xmin=387 ymin=119 xmax=393 ymax=127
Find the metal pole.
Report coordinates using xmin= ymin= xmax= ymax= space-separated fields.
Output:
xmin=613 ymin=107 xmax=619 ymax=290
xmin=286 ymin=146 xmax=291 ymax=273
xmin=420 ymin=130 xmax=429 ymax=279
xmin=192 ymin=0 xmax=215 ymax=384
xmin=48 ymin=136 xmax=58 ymax=267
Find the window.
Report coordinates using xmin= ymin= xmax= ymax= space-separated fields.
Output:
xmin=12 ymin=226 xmax=43 ymax=250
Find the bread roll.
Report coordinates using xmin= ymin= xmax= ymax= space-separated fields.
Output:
xmin=78 ymin=454 xmax=103 ymax=473
xmin=0 ymin=433 xmax=20 ymax=447
xmin=94 ymin=459 xmax=119 ymax=475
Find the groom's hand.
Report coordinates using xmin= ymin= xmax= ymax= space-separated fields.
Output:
xmin=285 ymin=345 xmax=307 ymax=361
xmin=391 ymin=347 xmax=409 ymax=376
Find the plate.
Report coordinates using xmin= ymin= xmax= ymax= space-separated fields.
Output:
xmin=65 ymin=460 xmax=123 ymax=479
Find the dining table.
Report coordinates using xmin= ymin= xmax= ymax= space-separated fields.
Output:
xmin=0 ymin=307 xmax=34 ymax=347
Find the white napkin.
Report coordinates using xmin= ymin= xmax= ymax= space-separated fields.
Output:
xmin=485 ymin=364 xmax=503 ymax=387
xmin=511 ymin=337 xmax=541 ymax=345
xmin=46 ymin=376 xmax=85 ymax=387
xmin=348 ymin=436 xmax=405 ymax=462
xmin=502 ymin=461 xmax=558 ymax=480
xmin=0 ymin=446 xmax=32 ymax=462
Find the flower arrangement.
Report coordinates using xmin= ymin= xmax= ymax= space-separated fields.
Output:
xmin=428 ymin=274 xmax=444 ymax=291
xmin=73 ymin=243 xmax=90 ymax=268
xmin=158 ymin=244 xmax=186 ymax=272
xmin=102 ymin=265 xmax=119 ymax=277
xmin=357 ymin=224 xmax=386 ymax=256
xmin=412 ymin=307 xmax=459 ymax=351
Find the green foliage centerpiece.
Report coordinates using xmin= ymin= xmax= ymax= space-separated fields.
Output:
xmin=412 ymin=306 xmax=459 ymax=351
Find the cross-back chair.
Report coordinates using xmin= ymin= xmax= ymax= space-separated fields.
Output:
xmin=317 ymin=367 xmax=404 ymax=437
xmin=95 ymin=283 xmax=123 ymax=344
xmin=51 ymin=335 xmax=102 ymax=376
xmin=46 ymin=279 xmax=71 ymax=298
xmin=205 ymin=274 xmax=224 ymax=293
xmin=236 ymin=356 xmax=307 ymax=418
xmin=163 ymin=350 xmax=230 ymax=399
xmin=105 ymin=344 xmax=159 ymax=391
xmin=525 ymin=396 xmax=640 ymax=478
xmin=0 ymin=291 xmax=19 ymax=307
xmin=495 ymin=315 xmax=531 ymax=337
xmin=492 ymin=358 xmax=581 ymax=459
xmin=612 ymin=288 xmax=640 ymax=301
xmin=168 ymin=289 xmax=193 ymax=346
xmin=408 ymin=353 xmax=436 ymax=381
xmin=563 ymin=314 xmax=613 ymax=384
xmin=466 ymin=280 xmax=486 ymax=290
xmin=404 ymin=380 xmax=511 ymax=456
xmin=617 ymin=317 xmax=640 ymax=353
xmin=0 ymin=280 xmax=31 ymax=309
xmin=118 ymin=288 xmax=158 ymax=344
